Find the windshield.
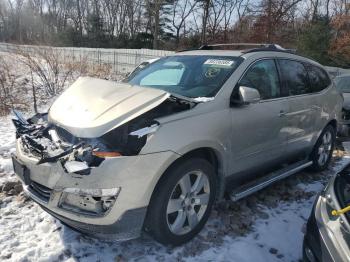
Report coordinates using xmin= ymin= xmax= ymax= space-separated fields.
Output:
xmin=127 ymin=55 xmax=241 ymax=98
xmin=335 ymin=76 xmax=350 ymax=93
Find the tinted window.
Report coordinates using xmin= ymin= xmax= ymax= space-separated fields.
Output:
xmin=239 ymin=59 xmax=281 ymax=99
xmin=278 ymin=60 xmax=310 ymax=96
xmin=127 ymin=55 xmax=241 ymax=98
xmin=306 ymin=64 xmax=331 ymax=92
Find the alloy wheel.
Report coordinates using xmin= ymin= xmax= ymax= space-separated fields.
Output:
xmin=317 ymin=130 xmax=332 ymax=166
xmin=166 ymin=170 xmax=210 ymax=235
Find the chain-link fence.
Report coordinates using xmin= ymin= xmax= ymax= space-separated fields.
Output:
xmin=0 ymin=43 xmax=174 ymax=73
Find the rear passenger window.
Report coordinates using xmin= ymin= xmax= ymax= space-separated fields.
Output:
xmin=278 ymin=60 xmax=310 ymax=96
xmin=239 ymin=59 xmax=281 ymax=100
xmin=306 ymin=64 xmax=331 ymax=92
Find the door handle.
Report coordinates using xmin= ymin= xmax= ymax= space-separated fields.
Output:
xmin=311 ymin=105 xmax=320 ymax=111
xmin=279 ymin=110 xmax=286 ymax=117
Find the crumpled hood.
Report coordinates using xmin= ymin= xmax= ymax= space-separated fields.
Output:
xmin=49 ymin=77 xmax=169 ymax=138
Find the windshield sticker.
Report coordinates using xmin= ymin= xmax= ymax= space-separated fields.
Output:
xmin=204 ymin=59 xmax=234 ymax=67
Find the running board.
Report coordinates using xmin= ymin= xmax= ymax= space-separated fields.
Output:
xmin=230 ymin=160 xmax=313 ymax=201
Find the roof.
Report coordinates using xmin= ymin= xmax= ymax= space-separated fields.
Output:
xmin=170 ymin=46 xmax=323 ymax=68
xmin=170 ymin=49 xmax=244 ymax=57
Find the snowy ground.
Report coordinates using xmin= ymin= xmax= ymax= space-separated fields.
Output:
xmin=1 ymin=110 xmax=350 ymax=262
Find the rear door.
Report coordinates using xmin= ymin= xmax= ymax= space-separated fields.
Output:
xmin=230 ymin=59 xmax=289 ymax=177
xmin=277 ymin=59 xmax=320 ymax=158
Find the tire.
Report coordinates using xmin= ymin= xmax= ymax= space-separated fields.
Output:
xmin=309 ymin=125 xmax=335 ymax=172
xmin=144 ymin=158 xmax=216 ymax=246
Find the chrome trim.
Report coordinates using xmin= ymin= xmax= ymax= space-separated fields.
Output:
xmin=231 ymin=161 xmax=312 ymax=201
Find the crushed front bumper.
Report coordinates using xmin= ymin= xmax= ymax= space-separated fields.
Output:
xmin=14 ymin=138 xmax=180 ymax=240
xmin=38 ymin=200 xmax=147 ymax=240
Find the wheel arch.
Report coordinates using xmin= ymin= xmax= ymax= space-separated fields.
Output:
xmin=313 ymin=119 xmax=337 ymax=148
xmin=149 ymin=147 xmax=225 ymax=206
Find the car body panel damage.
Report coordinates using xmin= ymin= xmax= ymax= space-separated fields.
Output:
xmin=12 ymin=78 xmax=194 ymax=174
xmin=48 ymin=77 xmax=171 ymax=138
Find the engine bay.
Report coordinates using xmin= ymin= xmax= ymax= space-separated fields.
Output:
xmin=12 ymin=95 xmax=194 ymax=175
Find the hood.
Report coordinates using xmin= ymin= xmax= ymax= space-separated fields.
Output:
xmin=49 ymin=77 xmax=170 ymax=138
xmin=343 ymin=93 xmax=350 ymax=110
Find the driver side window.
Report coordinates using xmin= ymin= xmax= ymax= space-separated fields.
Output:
xmin=239 ymin=59 xmax=281 ymax=100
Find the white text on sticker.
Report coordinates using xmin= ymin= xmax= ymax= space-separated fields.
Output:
xmin=204 ymin=59 xmax=234 ymax=67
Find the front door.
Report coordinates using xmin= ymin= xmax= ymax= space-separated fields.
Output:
xmin=229 ymin=59 xmax=289 ymax=180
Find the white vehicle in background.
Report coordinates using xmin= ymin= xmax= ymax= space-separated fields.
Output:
xmin=128 ymin=58 xmax=160 ymax=78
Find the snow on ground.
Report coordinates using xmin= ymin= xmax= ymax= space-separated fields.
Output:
xmin=1 ymin=108 xmax=349 ymax=262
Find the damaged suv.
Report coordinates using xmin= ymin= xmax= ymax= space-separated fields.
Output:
xmin=12 ymin=44 xmax=342 ymax=245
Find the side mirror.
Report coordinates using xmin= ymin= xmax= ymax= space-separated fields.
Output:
xmin=230 ymin=86 xmax=261 ymax=106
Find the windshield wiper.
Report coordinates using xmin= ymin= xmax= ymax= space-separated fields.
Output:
xmin=169 ymin=93 xmax=196 ymax=103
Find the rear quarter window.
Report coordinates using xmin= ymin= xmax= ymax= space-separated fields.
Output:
xmin=305 ymin=64 xmax=331 ymax=92
xmin=278 ymin=59 xmax=311 ymax=96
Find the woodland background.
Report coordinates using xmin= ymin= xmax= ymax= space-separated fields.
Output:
xmin=0 ymin=0 xmax=349 ymax=66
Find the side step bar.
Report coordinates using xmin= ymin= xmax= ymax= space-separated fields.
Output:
xmin=230 ymin=160 xmax=313 ymax=201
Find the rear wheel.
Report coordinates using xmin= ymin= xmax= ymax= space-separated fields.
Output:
xmin=309 ymin=125 xmax=335 ymax=172
xmin=145 ymin=158 xmax=216 ymax=246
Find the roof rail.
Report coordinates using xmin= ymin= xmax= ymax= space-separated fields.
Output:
xmin=198 ymin=43 xmax=296 ymax=54
xmin=199 ymin=43 xmax=270 ymax=50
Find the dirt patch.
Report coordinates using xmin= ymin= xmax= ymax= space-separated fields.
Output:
xmin=0 ymin=180 xmax=23 ymax=196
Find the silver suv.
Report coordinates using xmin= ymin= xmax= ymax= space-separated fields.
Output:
xmin=12 ymin=44 xmax=342 ymax=245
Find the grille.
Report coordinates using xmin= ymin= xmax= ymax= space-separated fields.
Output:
xmin=29 ymin=181 xmax=52 ymax=202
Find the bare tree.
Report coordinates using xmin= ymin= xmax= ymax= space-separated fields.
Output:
xmin=172 ymin=0 xmax=199 ymax=47
xmin=17 ymin=47 xmax=73 ymax=97
xmin=200 ymin=0 xmax=211 ymax=44
xmin=0 ymin=54 xmax=28 ymax=115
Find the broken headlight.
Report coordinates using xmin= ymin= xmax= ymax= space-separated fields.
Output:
xmin=96 ymin=121 xmax=159 ymax=157
xmin=13 ymin=109 xmax=160 ymax=173
xmin=58 ymin=187 xmax=121 ymax=216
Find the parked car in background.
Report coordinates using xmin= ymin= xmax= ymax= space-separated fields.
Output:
xmin=303 ymin=163 xmax=350 ymax=262
xmin=335 ymin=74 xmax=350 ymax=136
xmin=127 ymin=57 xmax=159 ymax=79
xmin=12 ymin=44 xmax=342 ymax=245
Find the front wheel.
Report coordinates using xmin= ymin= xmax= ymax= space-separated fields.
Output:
xmin=145 ymin=158 xmax=216 ymax=246
xmin=309 ymin=125 xmax=335 ymax=172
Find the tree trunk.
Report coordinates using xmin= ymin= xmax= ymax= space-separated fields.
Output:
xmin=153 ymin=4 xmax=160 ymax=49
xmin=201 ymin=0 xmax=210 ymax=45
xmin=31 ymin=71 xmax=37 ymax=114
xmin=77 ymin=0 xmax=83 ymax=40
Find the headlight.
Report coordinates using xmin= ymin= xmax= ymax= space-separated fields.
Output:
xmin=58 ymin=187 xmax=121 ymax=216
